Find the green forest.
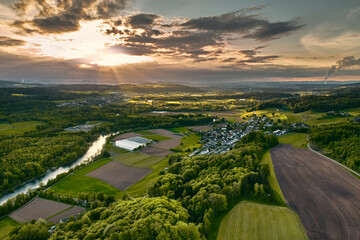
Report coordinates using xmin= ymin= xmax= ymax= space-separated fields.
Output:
xmin=310 ymin=123 xmax=360 ymax=171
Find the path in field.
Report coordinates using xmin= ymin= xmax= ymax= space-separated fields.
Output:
xmin=271 ymin=144 xmax=360 ymax=240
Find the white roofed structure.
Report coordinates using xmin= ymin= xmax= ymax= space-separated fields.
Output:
xmin=114 ymin=136 xmax=152 ymax=151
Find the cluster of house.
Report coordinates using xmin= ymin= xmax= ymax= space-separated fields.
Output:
xmin=57 ymin=94 xmax=123 ymax=107
xmin=189 ymin=115 xmax=309 ymax=156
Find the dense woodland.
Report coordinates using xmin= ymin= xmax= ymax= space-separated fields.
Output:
xmin=310 ymin=123 xmax=360 ymax=172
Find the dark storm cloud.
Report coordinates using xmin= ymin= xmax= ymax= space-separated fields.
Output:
xmin=127 ymin=13 xmax=161 ymax=28
xmin=12 ymin=0 xmax=129 ymax=34
xmin=244 ymin=18 xmax=304 ymax=41
xmin=181 ymin=11 xmax=304 ymax=41
xmin=0 ymin=36 xmax=26 ymax=47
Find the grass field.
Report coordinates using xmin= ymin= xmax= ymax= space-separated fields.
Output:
xmin=278 ymin=133 xmax=308 ymax=148
xmin=0 ymin=217 xmax=20 ymax=240
xmin=0 ymin=121 xmax=44 ymax=135
xmin=173 ymin=133 xmax=202 ymax=152
xmin=167 ymin=127 xmax=189 ymax=134
xmin=261 ymin=150 xmax=286 ymax=204
xmin=216 ymin=201 xmax=308 ymax=240
xmin=51 ymin=158 xmax=121 ymax=196
xmin=112 ymin=152 xmax=164 ymax=168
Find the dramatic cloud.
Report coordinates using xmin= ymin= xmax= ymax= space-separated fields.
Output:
xmin=181 ymin=11 xmax=304 ymax=41
xmin=238 ymin=48 xmax=279 ymax=63
xmin=245 ymin=18 xmax=304 ymax=41
xmin=111 ymin=30 xmax=222 ymax=58
xmin=127 ymin=13 xmax=161 ymax=28
xmin=12 ymin=0 xmax=129 ymax=34
xmin=0 ymin=36 xmax=26 ymax=47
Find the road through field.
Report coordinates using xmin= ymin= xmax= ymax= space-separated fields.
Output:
xmin=271 ymin=144 xmax=360 ymax=240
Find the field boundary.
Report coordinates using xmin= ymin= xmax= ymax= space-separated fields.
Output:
xmin=307 ymin=142 xmax=360 ymax=177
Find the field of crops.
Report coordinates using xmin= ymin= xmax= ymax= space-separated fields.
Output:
xmin=216 ymin=201 xmax=307 ymax=240
xmin=50 ymin=158 xmax=121 ymax=196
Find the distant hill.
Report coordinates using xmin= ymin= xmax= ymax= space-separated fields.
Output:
xmin=0 ymin=80 xmax=43 ymax=88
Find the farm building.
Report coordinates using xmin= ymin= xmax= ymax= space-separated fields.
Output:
xmin=115 ymin=136 xmax=152 ymax=151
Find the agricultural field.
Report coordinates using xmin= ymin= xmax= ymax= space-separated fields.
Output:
xmin=86 ymin=161 xmax=153 ymax=190
xmin=271 ymin=144 xmax=360 ymax=240
xmin=50 ymin=158 xmax=121 ymax=196
xmin=216 ymin=201 xmax=307 ymax=240
xmin=9 ymin=198 xmax=84 ymax=224
xmin=111 ymin=152 xmax=164 ymax=168
xmin=0 ymin=121 xmax=44 ymax=135
xmin=142 ymin=134 xmax=171 ymax=141
xmin=278 ymin=133 xmax=308 ymax=148
xmin=125 ymin=155 xmax=170 ymax=197
xmin=0 ymin=217 xmax=20 ymax=240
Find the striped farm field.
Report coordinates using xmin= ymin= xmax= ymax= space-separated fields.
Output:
xmin=216 ymin=201 xmax=307 ymax=240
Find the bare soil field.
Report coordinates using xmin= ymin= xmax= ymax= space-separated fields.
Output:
xmin=149 ymin=129 xmax=178 ymax=137
xmin=271 ymin=144 xmax=360 ymax=240
xmin=9 ymin=198 xmax=71 ymax=223
xmin=151 ymin=137 xmax=182 ymax=150
xmin=112 ymin=132 xmax=141 ymax=141
xmin=148 ymin=129 xmax=182 ymax=150
xmin=140 ymin=147 xmax=173 ymax=156
xmin=48 ymin=206 xmax=85 ymax=223
xmin=86 ymin=161 xmax=153 ymax=190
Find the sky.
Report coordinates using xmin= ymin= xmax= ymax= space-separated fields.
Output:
xmin=0 ymin=0 xmax=360 ymax=84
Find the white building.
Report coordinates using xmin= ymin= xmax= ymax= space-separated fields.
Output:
xmin=115 ymin=136 xmax=152 ymax=151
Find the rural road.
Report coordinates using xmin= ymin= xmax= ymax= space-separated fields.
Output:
xmin=271 ymin=144 xmax=360 ymax=240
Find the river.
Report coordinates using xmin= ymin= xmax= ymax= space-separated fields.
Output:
xmin=0 ymin=134 xmax=110 ymax=205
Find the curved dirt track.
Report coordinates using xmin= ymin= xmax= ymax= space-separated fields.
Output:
xmin=271 ymin=144 xmax=360 ymax=240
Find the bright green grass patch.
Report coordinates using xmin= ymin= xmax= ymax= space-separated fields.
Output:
xmin=0 ymin=121 xmax=44 ymax=135
xmin=134 ymin=130 xmax=154 ymax=135
xmin=0 ymin=217 xmax=20 ymax=240
xmin=51 ymin=158 xmax=120 ymax=196
xmin=168 ymin=127 xmax=189 ymax=134
xmin=216 ymin=201 xmax=308 ymax=240
xmin=261 ymin=150 xmax=286 ymax=205
xmin=112 ymin=152 xmax=149 ymax=166
xmin=125 ymin=157 xmax=169 ymax=197
xmin=278 ymin=133 xmax=308 ymax=148
xmin=173 ymin=133 xmax=202 ymax=152
xmin=345 ymin=107 xmax=360 ymax=116
xmin=142 ymin=134 xmax=171 ymax=141
xmin=132 ymin=156 xmax=165 ymax=168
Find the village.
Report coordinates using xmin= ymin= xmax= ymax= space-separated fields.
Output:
xmin=189 ymin=115 xmax=309 ymax=156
